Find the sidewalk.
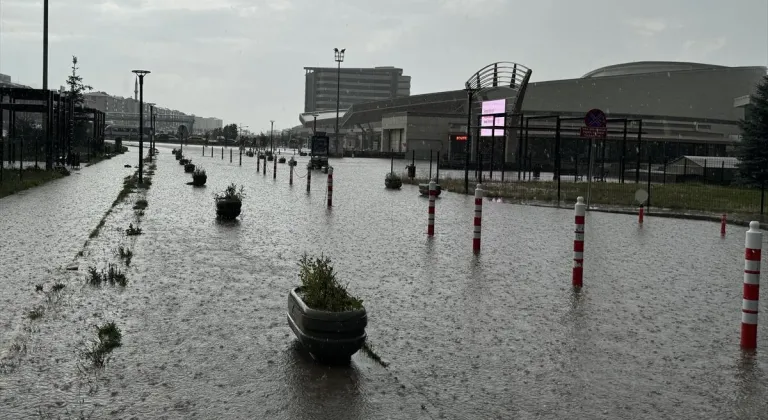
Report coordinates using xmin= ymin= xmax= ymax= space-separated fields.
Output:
xmin=0 ymin=151 xmax=136 ymax=347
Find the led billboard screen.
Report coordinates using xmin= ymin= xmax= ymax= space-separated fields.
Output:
xmin=481 ymin=99 xmax=506 ymax=137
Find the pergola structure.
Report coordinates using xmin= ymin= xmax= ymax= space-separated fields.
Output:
xmin=0 ymin=87 xmax=105 ymax=171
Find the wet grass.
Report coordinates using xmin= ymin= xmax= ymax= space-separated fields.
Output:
xmin=86 ymin=265 xmax=127 ymax=287
xmin=113 ymin=174 xmax=138 ymax=207
xmin=27 ymin=307 xmax=44 ymax=320
xmin=83 ymin=322 xmax=122 ymax=368
xmin=0 ymin=168 xmax=65 ymax=199
xmin=116 ymin=245 xmax=133 ymax=266
xmin=88 ymin=215 xmax=109 ymax=239
xmin=125 ymin=224 xmax=143 ymax=236
xmin=407 ymin=176 xmax=767 ymax=215
xmin=133 ymin=199 xmax=148 ymax=210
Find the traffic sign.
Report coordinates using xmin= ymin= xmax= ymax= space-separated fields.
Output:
xmin=584 ymin=109 xmax=607 ymax=128
xmin=635 ymin=189 xmax=649 ymax=205
xmin=580 ymin=126 xmax=607 ymax=138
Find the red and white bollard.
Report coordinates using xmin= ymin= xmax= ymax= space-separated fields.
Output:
xmin=327 ymin=166 xmax=333 ymax=207
xmin=573 ymin=196 xmax=586 ymax=287
xmin=473 ymin=184 xmax=483 ymax=253
xmin=307 ymin=164 xmax=312 ymax=192
xmin=721 ymin=214 xmax=727 ymax=237
xmin=741 ymin=221 xmax=762 ymax=349
xmin=638 ymin=204 xmax=644 ymax=224
xmin=427 ymin=180 xmax=437 ymax=237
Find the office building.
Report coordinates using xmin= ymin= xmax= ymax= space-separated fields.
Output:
xmin=304 ymin=66 xmax=410 ymax=113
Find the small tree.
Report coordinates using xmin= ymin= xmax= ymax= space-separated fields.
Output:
xmin=66 ymin=56 xmax=92 ymax=108
xmin=66 ymin=56 xmax=93 ymax=152
xmin=736 ymin=75 xmax=768 ymax=185
xmin=222 ymin=123 xmax=238 ymax=141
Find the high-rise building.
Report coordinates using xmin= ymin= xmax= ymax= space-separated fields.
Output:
xmin=304 ymin=66 xmax=410 ymax=113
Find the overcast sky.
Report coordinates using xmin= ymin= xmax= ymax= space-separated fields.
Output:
xmin=1 ymin=0 xmax=766 ymax=133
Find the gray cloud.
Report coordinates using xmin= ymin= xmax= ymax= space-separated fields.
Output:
xmin=0 ymin=0 xmax=765 ymax=132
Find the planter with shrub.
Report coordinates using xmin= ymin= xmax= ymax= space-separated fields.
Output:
xmin=287 ymin=254 xmax=367 ymax=363
xmin=384 ymin=172 xmax=402 ymax=189
xmin=192 ymin=167 xmax=207 ymax=186
xmin=214 ymin=183 xmax=244 ymax=220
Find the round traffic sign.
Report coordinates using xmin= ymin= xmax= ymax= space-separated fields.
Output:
xmin=635 ymin=189 xmax=649 ymax=205
xmin=585 ymin=109 xmax=607 ymax=128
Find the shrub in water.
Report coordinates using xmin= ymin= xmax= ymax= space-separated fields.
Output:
xmin=298 ymin=254 xmax=363 ymax=312
xmin=214 ymin=183 xmax=245 ymax=202
xmin=85 ymin=322 xmax=122 ymax=368
xmin=125 ymin=224 xmax=143 ymax=236
xmin=117 ymin=245 xmax=133 ymax=266
xmin=133 ymin=199 xmax=148 ymax=210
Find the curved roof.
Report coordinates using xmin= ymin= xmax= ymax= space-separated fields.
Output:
xmin=582 ymin=61 xmax=729 ymax=78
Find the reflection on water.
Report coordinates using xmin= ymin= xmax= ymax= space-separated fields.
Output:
xmin=284 ymin=341 xmax=364 ymax=420
xmin=1 ymin=143 xmax=768 ymax=419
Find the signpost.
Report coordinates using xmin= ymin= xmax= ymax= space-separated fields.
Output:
xmin=581 ymin=109 xmax=607 ymax=208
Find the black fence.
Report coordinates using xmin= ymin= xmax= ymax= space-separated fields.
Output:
xmin=428 ymin=135 xmax=765 ymax=217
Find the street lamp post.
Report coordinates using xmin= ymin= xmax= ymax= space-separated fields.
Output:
xmin=132 ymin=70 xmax=150 ymax=184
xmin=270 ymin=120 xmax=275 ymax=153
xmin=333 ymin=47 xmax=345 ymax=156
xmin=43 ymin=0 xmax=50 ymax=169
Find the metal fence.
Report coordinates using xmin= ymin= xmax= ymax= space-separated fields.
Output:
xmin=433 ymin=136 xmax=765 ymax=217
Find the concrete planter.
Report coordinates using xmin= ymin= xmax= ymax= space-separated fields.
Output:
xmin=287 ymin=287 xmax=367 ymax=363
xmin=215 ymin=198 xmax=241 ymax=220
xmin=192 ymin=174 xmax=207 ymax=186
xmin=184 ymin=163 xmax=196 ymax=173
xmin=385 ymin=173 xmax=402 ymax=189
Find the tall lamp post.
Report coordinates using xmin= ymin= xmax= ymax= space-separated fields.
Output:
xmin=333 ymin=47 xmax=345 ymax=156
xmin=132 ymin=70 xmax=150 ymax=184
xmin=43 ymin=0 xmax=50 ymax=169
xmin=270 ymin=120 xmax=275 ymax=153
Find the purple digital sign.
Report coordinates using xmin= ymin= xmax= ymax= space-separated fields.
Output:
xmin=481 ymin=99 xmax=506 ymax=137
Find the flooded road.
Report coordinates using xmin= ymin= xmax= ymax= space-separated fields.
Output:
xmin=2 ymin=143 xmax=767 ymax=419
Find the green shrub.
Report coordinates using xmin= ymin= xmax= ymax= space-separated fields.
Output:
xmin=214 ymin=183 xmax=245 ymax=201
xmin=84 ymin=322 xmax=122 ymax=368
xmin=125 ymin=224 xmax=143 ymax=236
xmin=298 ymin=254 xmax=363 ymax=312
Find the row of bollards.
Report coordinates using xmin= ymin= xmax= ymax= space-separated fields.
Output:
xmin=427 ymin=181 xmax=485 ymax=252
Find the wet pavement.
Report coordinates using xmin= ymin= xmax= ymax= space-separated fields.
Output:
xmin=1 ymin=143 xmax=768 ymax=419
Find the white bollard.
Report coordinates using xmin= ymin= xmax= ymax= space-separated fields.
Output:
xmin=741 ymin=221 xmax=762 ymax=349
xmin=573 ymin=196 xmax=586 ymax=288
xmin=427 ymin=180 xmax=437 ymax=237
xmin=473 ymin=184 xmax=483 ymax=253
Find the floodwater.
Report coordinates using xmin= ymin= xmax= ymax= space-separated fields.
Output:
xmin=1 ymin=143 xmax=767 ymax=419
